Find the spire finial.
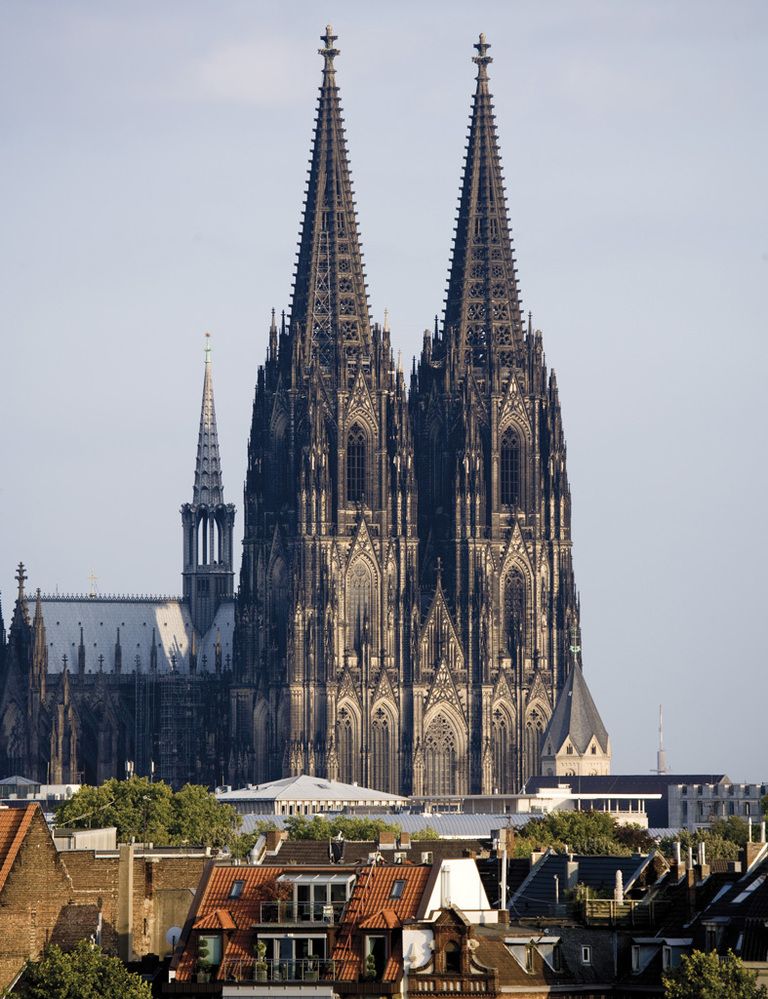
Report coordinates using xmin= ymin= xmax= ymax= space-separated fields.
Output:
xmin=473 ymin=32 xmax=492 ymax=78
xmin=383 ymin=307 xmax=390 ymax=333
xmin=319 ymin=24 xmax=339 ymax=70
xmin=15 ymin=563 xmax=27 ymax=599
xmin=204 ymin=331 xmax=212 ymax=364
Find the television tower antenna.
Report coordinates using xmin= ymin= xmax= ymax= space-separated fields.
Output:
xmin=654 ymin=704 xmax=670 ymax=774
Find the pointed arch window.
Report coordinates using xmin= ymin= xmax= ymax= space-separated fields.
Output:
xmin=347 ymin=424 xmax=367 ymax=503
xmin=500 ymin=427 xmax=521 ymax=506
xmin=371 ymin=708 xmax=392 ymax=791
xmin=525 ymin=709 xmax=545 ymax=780
xmin=504 ymin=568 xmax=526 ymax=658
xmin=492 ymin=707 xmax=513 ymax=793
xmin=347 ymin=561 xmax=373 ymax=651
xmin=424 ymin=713 xmax=459 ymax=796
xmin=338 ymin=708 xmax=359 ymax=785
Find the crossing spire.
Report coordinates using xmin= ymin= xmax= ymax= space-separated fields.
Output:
xmin=193 ymin=333 xmax=224 ymax=506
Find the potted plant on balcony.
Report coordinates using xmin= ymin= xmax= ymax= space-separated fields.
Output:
xmin=197 ymin=936 xmax=214 ymax=983
xmin=363 ymin=952 xmax=377 ymax=981
xmin=196 ymin=959 xmax=213 ymax=984
xmin=306 ymin=955 xmax=319 ymax=981
xmin=255 ymin=940 xmax=268 ymax=982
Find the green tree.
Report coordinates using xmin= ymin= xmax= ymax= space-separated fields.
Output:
xmin=410 ymin=827 xmax=442 ymax=841
xmin=663 ymin=949 xmax=767 ymax=999
xmin=514 ymin=810 xmax=631 ymax=856
xmin=661 ymin=819 xmax=747 ymax=863
xmin=54 ymin=777 xmax=240 ymax=848
xmin=283 ymin=814 xmax=402 ymax=841
xmin=169 ymin=784 xmax=239 ymax=847
xmin=13 ymin=940 xmax=152 ymax=999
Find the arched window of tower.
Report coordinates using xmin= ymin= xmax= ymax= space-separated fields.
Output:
xmin=346 ymin=424 xmax=367 ymax=503
xmin=500 ymin=426 xmax=521 ymax=506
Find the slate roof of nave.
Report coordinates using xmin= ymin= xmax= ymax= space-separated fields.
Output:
xmin=29 ymin=595 xmax=233 ymax=675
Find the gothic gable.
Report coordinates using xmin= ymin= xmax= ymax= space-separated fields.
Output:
xmin=424 ymin=659 xmax=466 ymax=721
xmin=345 ymin=365 xmax=378 ymax=432
xmin=498 ymin=368 xmax=532 ymax=439
xmin=346 ymin=518 xmax=380 ymax=573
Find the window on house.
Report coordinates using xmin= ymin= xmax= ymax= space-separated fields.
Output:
xmin=591 ymin=745 xmax=597 ymax=755
xmin=389 ymin=879 xmax=405 ymax=900
xmin=566 ymin=745 xmax=574 ymax=755
xmin=229 ymin=880 xmax=245 ymax=899
xmin=581 ymin=945 xmax=591 ymax=965
xmin=444 ymin=941 xmax=461 ymax=974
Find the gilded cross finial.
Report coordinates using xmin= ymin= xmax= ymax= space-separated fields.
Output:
xmin=473 ymin=32 xmax=492 ymax=78
xmin=319 ymin=25 xmax=339 ymax=70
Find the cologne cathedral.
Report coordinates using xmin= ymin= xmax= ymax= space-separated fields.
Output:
xmin=0 ymin=30 xmax=610 ymax=795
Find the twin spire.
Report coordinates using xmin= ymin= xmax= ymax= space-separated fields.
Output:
xmin=444 ymin=33 xmax=524 ymax=374
xmin=289 ymin=28 xmax=521 ymax=378
xmin=289 ymin=25 xmax=371 ymax=374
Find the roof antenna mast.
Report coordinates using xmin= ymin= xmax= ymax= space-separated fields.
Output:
xmin=654 ymin=704 xmax=670 ymax=774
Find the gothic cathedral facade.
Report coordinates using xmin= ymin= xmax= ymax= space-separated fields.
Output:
xmin=0 ymin=30 xmax=609 ymax=794
xmin=229 ymin=29 xmax=602 ymax=796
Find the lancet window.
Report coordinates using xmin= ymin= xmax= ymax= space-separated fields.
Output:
xmin=500 ymin=426 xmax=520 ymax=506
xmin=525 ymin=708 xmax=545 ymax=779
xmin=370 ymin=708 xmax=392 ymax=791
xmin=347 ymin=560 xmax=373 ymax=651
xmin=504 ymin=568 xmax=526 ymax=658
xmin=424 ymin=713 xmax=459 ymax=796
xmin=346 ymin=424 xmax=367 ymax=503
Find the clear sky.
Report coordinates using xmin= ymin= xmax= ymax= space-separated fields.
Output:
xmin=2 ymin=2 xmax=766 ymax=780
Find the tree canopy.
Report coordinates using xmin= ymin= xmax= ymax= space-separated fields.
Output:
xmin=12 ymin=941 xmax=152 ymax=999
xmin=508 ymin=812 xmax=655 ymax=858
xmin=660 ymin=818 xmax=750 ymax=863
xmin=283 ymin=814 xmax=403 ymax=841
xmin=53 ymin=777 xmax=240 ymax=848
xmin=663 ymin=949 xmax=768 ymax=999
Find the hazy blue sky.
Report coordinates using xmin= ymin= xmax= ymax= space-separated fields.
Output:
xmin=2 ymin=2 xmax=766 ymax=780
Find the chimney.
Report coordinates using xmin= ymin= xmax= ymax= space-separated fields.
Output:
xmin=614 ymin=869 xmax=624 ymax=903
xmin=378 ymin=831 xmax=396 ymax=851
xmin=265 ymin=829 xmax=286 ymax=853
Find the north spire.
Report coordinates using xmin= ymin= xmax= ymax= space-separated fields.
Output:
xmin=289 ymin=25 xmax=371 ymax=375
xmin=443 ymin=33 xmax=524 ymax=377
xmin=193 ymin=333 xmax=224 ymax=506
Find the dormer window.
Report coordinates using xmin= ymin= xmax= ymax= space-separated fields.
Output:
xmin=389 ymin=879 xmax=405 ymax=900
xmin=229 ymin=880 xmax=245 ymax=899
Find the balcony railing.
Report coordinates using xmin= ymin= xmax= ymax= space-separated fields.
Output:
xmin=252 ymin=900 xmax=347 ymax=925
xmin=218 ymin=957 xmax=337 ymax=983
xmin=411 ymin=974 xmax=495 ymax=993
xmin=582 ymin=898 xmax=672 ymax=928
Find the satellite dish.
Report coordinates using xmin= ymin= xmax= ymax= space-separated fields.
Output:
xmin=166 ymin=927 xmax=183 ymax=949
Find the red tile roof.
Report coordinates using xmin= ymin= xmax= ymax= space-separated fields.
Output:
xmin=0 ymin=805 xmax=37 ymax=893
xmin=193 ymin=907 xmax=236 ymax=931
xmin=175 ymin=864 xmax=359 ymax=982
xmin=333 ymin=866 xmax=431 ymax=981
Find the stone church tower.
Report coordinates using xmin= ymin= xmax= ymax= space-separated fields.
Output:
xmin=232 ymin=27 xmax=419 ymax=790
xmin=231 ymin=29 xmax=607 ymax=796
xmin=411 ymin=35 xmax=581 ymax=793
